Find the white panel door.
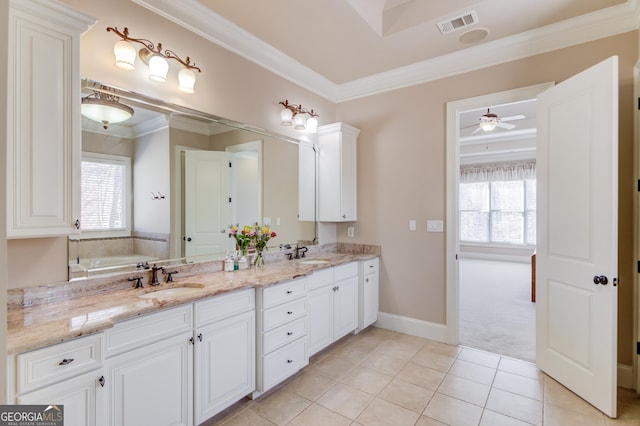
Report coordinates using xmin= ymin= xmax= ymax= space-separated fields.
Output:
xmin=536 ymin=56 xmax=618 ymax=417
xmin=184 ymin=150 xmax=231 ymax=257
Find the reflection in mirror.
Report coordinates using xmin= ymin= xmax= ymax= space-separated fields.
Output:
xmin=69 ymin=80 xmax=317 ymax=279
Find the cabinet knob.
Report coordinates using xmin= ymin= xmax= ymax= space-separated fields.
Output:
xmin=287 ymin=311 xmax=293 ymax=315
xmin=287 ymin=359 xmax=293 ymax=363
xmin=287 ymin=331 xmax=293 ymax=336
xmin=74 ymin=219 xmax=80 ymax=229
xmin=365 ymin=278 xmax=369 ymax=283
xmin=189 ymin=337 xmax=195 ymax=345
xmin=197 ymin=333 xmax=203 ymax=342
xmin=98 ymin=375 xmax=105 ymax=387
xmin=59 ymin=358 xmax=74 ymax=366
xmin=286 ymin=290 xmax=293 ymax=294
xmin=342 ymin=214 xmax=346 ymax=219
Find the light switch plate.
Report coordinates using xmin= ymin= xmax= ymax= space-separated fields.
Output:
xmin=409 ymin=220 xmax=416 ymax=231
xmin=347 ymin=226 xmax=355 ymax=237
xmin=427 ymin=220 xmax=444 ymax=232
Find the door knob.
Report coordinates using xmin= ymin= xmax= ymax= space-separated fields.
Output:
xmin=593 ymin=275 xmax=608 ymax=285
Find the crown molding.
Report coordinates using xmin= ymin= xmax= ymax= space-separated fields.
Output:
xmin=133 ymin=0 xmax=640 ymax=103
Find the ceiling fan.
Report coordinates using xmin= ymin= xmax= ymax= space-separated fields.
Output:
xmin=468 ymin=108 xmax=525 ymax=134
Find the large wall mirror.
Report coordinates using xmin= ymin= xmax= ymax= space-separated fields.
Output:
xmin=69 ymin=80 xmax=317 ymax=279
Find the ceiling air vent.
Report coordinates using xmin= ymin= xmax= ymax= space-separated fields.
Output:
xmin=437 ymin=11 xmax=479 ymax=35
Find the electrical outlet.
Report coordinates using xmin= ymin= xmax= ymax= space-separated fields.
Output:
xmin=347 ymin=226 xmax=355 ymax=238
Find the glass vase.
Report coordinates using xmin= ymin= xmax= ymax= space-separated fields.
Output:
xmin=254 ymin=251 xmax=264 ymax=267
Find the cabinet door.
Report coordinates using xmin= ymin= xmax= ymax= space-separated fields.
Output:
xmin=308 ymin=286 xmax=334 ymax=356
xmin=363 ymin=272 xmax=379 ymax=328
xmin=105 ymin=332 xmax=192 ymax=426
xmin=334 ymin=276 xmax=359 ymax=339
xmin=7 ymin=2 xmax=92 ymax=237
xmin=17 ymin=370 xmax=104 ymax=426
xmin=195 ymin=310 xmax=255 ymax=424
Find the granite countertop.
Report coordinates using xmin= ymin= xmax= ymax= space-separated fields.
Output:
xmin=7 ymin=252 xmax=376 ymax=355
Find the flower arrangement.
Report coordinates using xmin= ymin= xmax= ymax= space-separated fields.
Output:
xmin=229 ymin=224 xmax=277 ymax=266
xmin=253 ymin=225 xmax=277 ymax=267
xmin=229 ymin=224 xmax=254 ymax=256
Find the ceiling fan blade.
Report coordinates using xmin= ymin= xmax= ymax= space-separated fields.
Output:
xmin=500 ymin=114 xmax=525 ymax=122
xmin=497 ymin=122 xmax=516 ymax=130
xmin=471 ymin=126 xmax=482 ymax=134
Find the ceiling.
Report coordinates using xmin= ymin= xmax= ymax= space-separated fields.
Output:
xmin=133 ymin=0 xmax=638 ymax=101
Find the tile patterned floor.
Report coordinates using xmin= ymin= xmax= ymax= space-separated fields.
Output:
xmin=203 ymin=327 xmax=640 ymax=426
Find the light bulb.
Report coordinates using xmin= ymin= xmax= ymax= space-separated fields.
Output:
xmin=148 ymin=55 xmax=168 ymax=83
xmin=280 ymin=108 xmax=293 ymax=126
xmin=178 ymin=68 xmax=196 ymax=94
xmin=113 ymin=40 xmax=136 ymax=71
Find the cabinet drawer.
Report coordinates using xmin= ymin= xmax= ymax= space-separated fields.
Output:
xmin=363 ymin=258 xmax=379 ymax=274
xmin=334 ymin=262 xmax=358 ymax=281
xmin=263 ymin=338 xmax=308 ymax=391
xmin=263 ymin=317 xmax=308 ymax=354
xmin=308 ymin=268 xmax=333 ymax=291
xmin=263 ymin=299 xmax=307 ymax=331
xmin=262 ymin=278 xmax=307 ymax=309
xmin=194 ymin=288 xmax=255 ymax=327
xmin=16 ymin=334 xmax=102 ymax=394
xmin=105 ymin=305 xmax=192 ymax=357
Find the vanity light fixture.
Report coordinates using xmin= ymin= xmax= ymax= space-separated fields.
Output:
xmin=107 ymin=26 xmax=202 ymax=94
xmin=278 ymin=100 xmax=319 ymax=133
xmin=81 ymin=85 xmax=134 ymax=130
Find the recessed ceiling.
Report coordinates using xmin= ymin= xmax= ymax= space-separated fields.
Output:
xmin=134 ymin=0 xmax=636 ymax=100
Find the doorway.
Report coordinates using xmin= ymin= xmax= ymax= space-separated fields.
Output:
xmin=444 ymin=83 xmax=553 ymax=348
xmin=456 ymin=100 xmax=537 ymax=362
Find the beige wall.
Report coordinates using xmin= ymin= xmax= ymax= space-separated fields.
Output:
xmin=335 ymin=32 xmax=638 ymax=364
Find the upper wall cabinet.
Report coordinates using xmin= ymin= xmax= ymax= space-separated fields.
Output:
xmin=6 ymin=0 xmax=94 ymax=238
xmin=317 ymin=122 xmax=360 ymax=222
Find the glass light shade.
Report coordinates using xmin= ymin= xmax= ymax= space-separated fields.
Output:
xmin=480 ymin=121 xmax=497 ymax=131
xmin=178 ymin=68 xmax=196 ymax=94
xmin=294 ymin=114 xmax=306 ymax=130
xmin=113 ymin=40 xmax=136 ymax=71
xmin=148 ymin=55 xmax=169 ymax=83
xmin=280 ymin=108 xmax=293 ymax=126
xmin=306 ymin=116 xmax=318 ymax=133
xmin=81 ymin=98 xmax=134 ymax=129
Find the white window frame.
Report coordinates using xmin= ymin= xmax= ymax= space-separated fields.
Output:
xmin=80 ymin=152 xmax=132 ymax=239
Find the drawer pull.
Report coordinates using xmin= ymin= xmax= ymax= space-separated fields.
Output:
xmin=287 ymin=311 xmax=293 ymax=315
xmin=287 ymin=359 xmax=293 ymax=363
xmin=98 ymin=376 xmax=105 ymax=387
xmin=286 ymin=290 xmax=293 ymax=294
xmin=59 ymin=358 xmax=74 ymax=366
xmin=287 ymin=331 xmax=293 ymax=336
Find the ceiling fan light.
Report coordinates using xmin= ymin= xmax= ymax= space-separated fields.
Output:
xmin=113 ymin=40 xmax=136 ymax=71
xmin=178 ymin=68 xmax=196 ymax=94
xmin=480 ymin=121 xmax=497 ymax=132
xmin=148 ymin=55 xmax=169 ymax=83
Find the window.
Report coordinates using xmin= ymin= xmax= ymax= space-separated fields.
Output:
xmin=459 ymin=162 xmax=536 ymax=246
xmin=80 ymin=152 xmax=131 ymax=237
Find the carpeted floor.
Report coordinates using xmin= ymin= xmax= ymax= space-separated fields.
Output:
xmin=459 ymin=258 xmax=536 ymax=363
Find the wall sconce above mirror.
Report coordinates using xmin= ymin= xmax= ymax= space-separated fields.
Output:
xmin=279 ymin=100 xmax=319 ymax=133
xmin=107 ymin=26 xmax=201 ymax=94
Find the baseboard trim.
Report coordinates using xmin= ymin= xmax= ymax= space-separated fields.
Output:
xmin=618 ymin=363 xmax=633 ymax=389
xmin=375 ymin=312 xmax=447 ymax=342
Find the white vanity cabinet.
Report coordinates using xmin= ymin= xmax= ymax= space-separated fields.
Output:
xmin=308 ymin=262 xmax=359 ymax=356
xmin=7 ymin=0 xmax=93 ymax=237
xmin=10 ymin=333 xmax=105 ymax=426
xmin=357 ymin=258 xmax=379 ymax=333
xmin=193 ymin=288 xmax=255 ymax=424
xmin=317 ymin=123 xmax=360 ymax=222
xmin=255 ymin=277 xmax=309 ymax=397
xmin=103 ymin=305 xmax=193 ymax=426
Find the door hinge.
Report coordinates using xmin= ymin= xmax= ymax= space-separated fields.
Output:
xmin=637 ymin=179 xmax=640 ymax=192
xmin=637 ymin=341 xmax=640 ymax=355
xmin=637 ymin=261 xmax=640 ymax=273
xmin=229 ymin=161 xmax=232 ymax=168
xmin=229 ymin=197 xmax=232 ymax=203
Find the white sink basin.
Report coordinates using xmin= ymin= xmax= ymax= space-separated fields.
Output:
xmin=139 ymin=284 xmax=204 ymax=299
xmin=298 ymin=259 xmax=330 ymax=265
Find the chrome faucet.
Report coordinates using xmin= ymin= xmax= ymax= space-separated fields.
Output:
xmin=150 ymin=264 xmax=161 ymax=286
